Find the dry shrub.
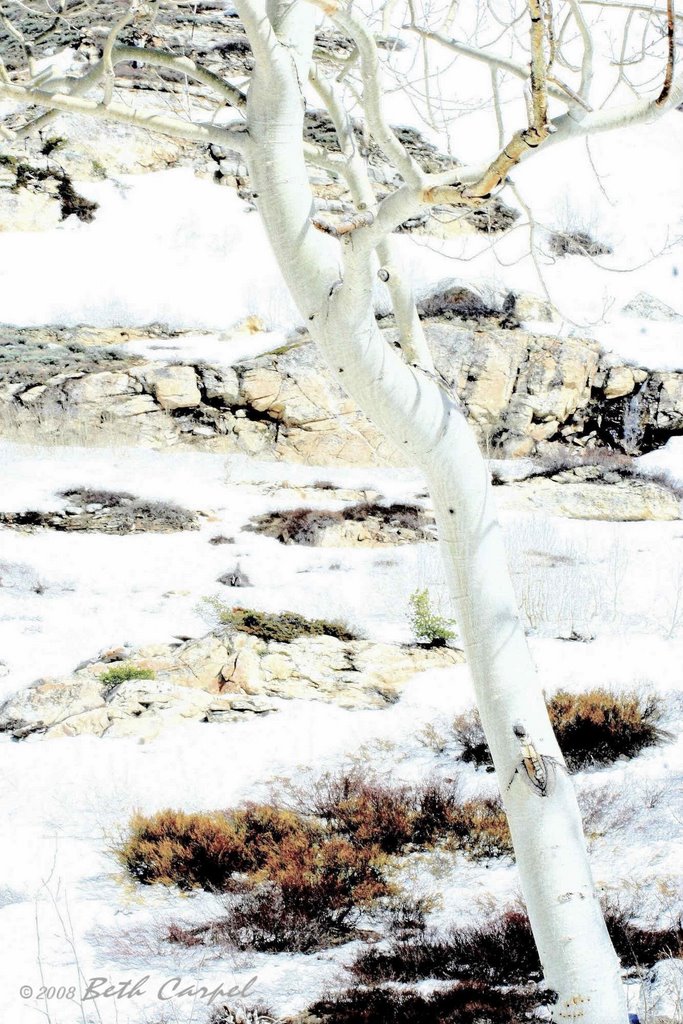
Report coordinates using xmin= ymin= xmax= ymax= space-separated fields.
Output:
xmin=417 ymin=285 xmax=502 ymax=323
xmin=247 ymin=502 xmax=431 ymax=545
xmin=302 ymin=771 xmax=510 ymax=860
xmin=605 ymin=903 xmax=683 ymax=970
xmin=213 ymin=837 xmax=388 ymax=953
xmin=453 ymin=689 xmax=666 ymax=771
xmin=118 ymin=805 xmax=320 ymax=889
xmin=352 ymin=911 xmax=541 ymax=988
xmin=305 ymin=982 xmax=543 ymax=1024
xmin=549 ymin=689 xmax=667 ymax=770
xmin=548 ymin=229 xmax=613 ymax=258
xmin=121 ymin=804 xmax=388 ymax=952
xmin=306 ymin=771 xmax=417 ymax=854
xmin=353 ymin=903 xmax=682 ymax=990
xmin=445 ymin=798 xmax=512 ymax=859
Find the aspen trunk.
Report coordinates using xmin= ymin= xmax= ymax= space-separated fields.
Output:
xmin=237 ymin=2 xmax=629 ymax=1018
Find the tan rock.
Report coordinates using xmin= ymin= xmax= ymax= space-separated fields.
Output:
xmin=140 ymin=365 xmax=202 ymax=411
xmin=497 ymin=477 xmax=680 ymax=521
xmin=47 ymin=707 xmax=111 ymax=739
xmin=604 ymin=366 xmax=635 ymax=399
xmin=174 ymin=634 xmax=231 ymax=691
xmin=0 ymin=188 xmax=62 ymax=232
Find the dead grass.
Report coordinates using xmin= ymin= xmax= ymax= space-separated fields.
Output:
xmin=247 ymin=502 xmax=432 ymax=545
xmin=205 ymin=604 xmax=361 ymax=643
xmin=119 ymin=804 xmax=389 ymax=952
xmin=452 ymin=689 xmax=667 ymax=771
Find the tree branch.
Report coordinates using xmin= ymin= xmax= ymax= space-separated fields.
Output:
xmin=656 ymin=0 xmax=676 ymax=104
xmin=306 ymin=0 xmax=426 ymax=187
xmin=0 ymin=79 xmax=250 ymax=151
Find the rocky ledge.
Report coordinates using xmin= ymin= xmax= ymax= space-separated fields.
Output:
xmin=2 ymin=308 xmax=682 ymax=464
xmin=0 ymin=630 xmax=462 ymax=741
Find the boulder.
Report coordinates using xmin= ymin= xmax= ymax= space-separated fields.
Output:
xmin=137 ymin=365 xmax=202 ymax=411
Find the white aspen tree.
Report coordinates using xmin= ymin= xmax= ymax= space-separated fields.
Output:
xmin=1 ymin=2 xmax=681 ymax=1019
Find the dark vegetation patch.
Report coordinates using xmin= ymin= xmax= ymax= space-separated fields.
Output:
xmin=490 ymin=447 xmax=683 ymax=498
xmin=208 ymin=1005 xmax=277 ymax=1024
xmin=462 ymin=200 xmax=520 ymax=235
xmin=353 ymin=911 xmax=542 ymax=988
xmin=247 ymin=502 xmax=433 ymax=545
xmin=213 ymin=606 xmax=360 ymax=642
xmin=304 ymin=112 xmax=457 ymax=174
xmin=0 ymin=335 xmax=132 ymax=388
xmin=548 ymin=229 xmax=613 ymax=259
xmin=0 ymin=490 xmax=198 ymax=534
xmin=352 ymin=904 xmax=682 ymax=988
xmin=120 ymin=774 xmax=514 ymax=953
xmin=416 ymin=285 xmax=519 ymax=328
xmin=209 ymin=534 xmax=235 ymax=545
xmin=304 ymin=982 xmax=545 ymax=1024
xmin=452 ymin=689 xmax=667 ymax=771
xmin=7 ymin=156 xmax=98 ymax=221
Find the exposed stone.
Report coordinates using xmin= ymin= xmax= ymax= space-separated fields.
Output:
xmin=0 ymin=630 xmax=463 ymax=740
xmin=603 ymin=366 xmax=636 ymax=399
xmin=497 ymin=475 xmax=679 ymax=521
xmin=2 ymin=319 xmax=683 ymax=463
xmin=137 ymin=365 xmax=202 ymax=411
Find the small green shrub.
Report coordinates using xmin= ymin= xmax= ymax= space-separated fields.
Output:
xmin=100 ymin=664 xmax=155 ymax=689
xmin=408 ymin=589 xmax=456 ymax=646
xmin=201 ymin=600 xmax=360 ymax=642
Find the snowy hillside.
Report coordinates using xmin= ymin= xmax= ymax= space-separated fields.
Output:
xmin=0 ymin=1 xmax=682 ymax=1023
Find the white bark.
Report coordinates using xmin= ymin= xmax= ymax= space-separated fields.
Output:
xmin=236 ymin=1 xmax=629 ymax=1018
xmin=6 ymin=0 xmax=681 ymax=1016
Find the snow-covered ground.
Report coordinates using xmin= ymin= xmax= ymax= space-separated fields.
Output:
xmin=0 ymin=440 xmax=681 ymax=1024
xmin=1 ymin=2 xmax=682 ymax=1020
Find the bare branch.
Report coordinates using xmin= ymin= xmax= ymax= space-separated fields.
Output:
xmin=566 ymin=0 xmax=595 ymax=102
xmin=102 ymin=1 xmax=139 ymax=106
xmin=307 ymin=0 xmax=426 ymax=187
xmin=0 ymin=79 xmax=250 ymax=151
xmin=656 ymin=0 xmax=676 ymax=104
xmin=528 ymin=0 xmax=550 ymax=132
xmin=405 ymin=24 xmax=585 ymax=108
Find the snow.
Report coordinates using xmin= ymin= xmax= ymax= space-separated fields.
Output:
xmin=1 ymin=3 xmax=682 ymax=1020
xmin=0 ymin=441 xmax=681 ymax=1022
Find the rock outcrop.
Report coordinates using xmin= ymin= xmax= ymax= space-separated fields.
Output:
xmin=2 ymin=315 xmax=682 ymax=464
xmin=0 ymin=631 xmax=462 ymax=740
